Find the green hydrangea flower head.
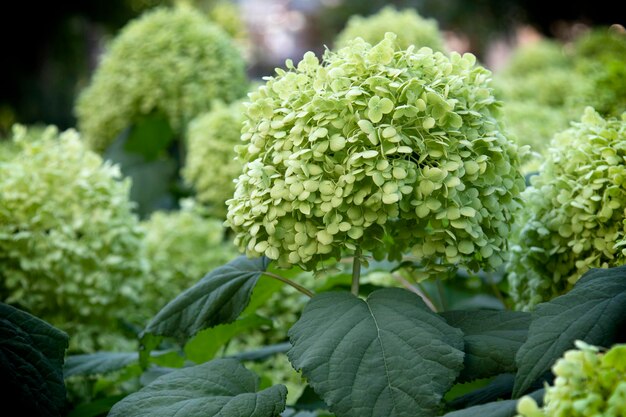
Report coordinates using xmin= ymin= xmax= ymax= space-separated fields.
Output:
xmin=141 ymin=198 xmax=236 ymax=312
xmin=334 ymin=6 xmax=445 ymax=52
xmin=508 ymin=108 xmax=626 ymax=309
xmin=516 ymin=341 xmax=626 ymax=417
xmin=76 ymin=6 xmax=247 ymax=152
xmin=493 ymin=40 xmax=589 ymax=153
xmin=573 ymin=28 xmax=626 ymax=118
xmin=0 ymin=125 xmax=146 ymax=347
xmin=183 ymin=100 xmax=245 ymax=218
xmin=226 ymin=33 xmax=525 ymax=276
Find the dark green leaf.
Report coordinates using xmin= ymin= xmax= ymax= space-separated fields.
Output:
xmin=441 ymin=310 xmax=530 ymax=381
xmin=141 ymin=256 xmax=269 ymax=345
xmin=513 ymin=266 xmax=626 ymax=397
xmin=288 ymin=288 xmax=465 ymax=417
xmin=228 ymin=342 xmax=291 ymax=362
xmin=64 ymin=352 xmax=138 ymax=378
xmin=0 ymin=303 xmax=69 ymax=417
xmin=447 ymin=374 xmax=514 ymax=409
xmin=184 ymin=315 xmax=272 ymax=363
xmin=442 ymin=388 xmax=543 ymax=417
xmin=108 ymin=359 xmax=287 ymax=417
xmin=66 ymin=395 xmax=126 ymax=417
xmin=294 ymin=385 xmax=327 ymax=411
xmin=124 ymin=113 xmax=175 ymax=161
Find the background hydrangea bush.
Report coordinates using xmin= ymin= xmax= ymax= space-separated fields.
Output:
xmin=227 ymin=33 xmax=525 ymax=277
xmin=334 ymin=6 xmax=446 ymax=52
xmin=0 ymin=126 xmax=146 ymax=350
xmin=141 ymin=199 xmax=236 ymax=313
xmin=516 ymin=341 xmax=626 ymax=417
xmin=75 ymin=6 xmax=247 ymax=152
xmin=508 ymin=108 xmax=626 ymax=309
xmin=183 ymin=101 xmax=245 ymax=218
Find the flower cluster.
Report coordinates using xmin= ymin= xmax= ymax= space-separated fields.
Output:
xmin=76 ymin=6 xmax=247 ymax=152
xmin=508 ymin=108 xmax=626 ymax=309
xmin=516 ymin=341 xmax=626 ymax=417
xmin=334 ymin=6 xmax=445 ymax=52
xmin=0 ymin=126 xmax=146 ymax=348
xmin=226 ymin=34 xmax=525 ymax=275
xmin=141 ymin=199 xmax=236 ymax=313
xmin=183 ymin=101 xmax=245 ymax=218
xmin=494 ymin=40 xmax=588 ymax=154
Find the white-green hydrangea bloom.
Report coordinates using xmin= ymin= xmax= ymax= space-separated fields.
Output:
xmin=0 ymin=126 xmax=146 ymax=348
xmin=335 ymin=6 xmax=445 ymax=52
xmin=141 ymin=199 xmax=236 ymax=312
xmin=516 ymin=341 xmax=626 ymax=417
xmin=227 ymin=33 xmax=525 ymax=276
xmin=183 ymin=101 xmax=245 ymax=218
xmin=508 ymin=108 xmax=626 ymax=309
xmin=76 ymin=6 xmax=247 ymax=152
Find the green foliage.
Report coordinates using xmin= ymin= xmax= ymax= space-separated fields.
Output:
xmin=227 ymin=34 xmax=525 ymax=276
xmin=0 ymin=126 xmax=146 ymax=351
xmin=499 ymin=41 xmax=570 ymax=78
xmin=512 ymin=266 xmax=626 ymax=397
xmin=141 ymin=199 xmax=236 ymax=313
xmin=140 ymin=256 xmax=269 ymax=358
xmin=108 ymin=358 xmax=287 ymax=417
xmin=183 ymin=101 xmax=245 ymax=217
xmin=441 ymin=310 xmax=530 ymax=382
xmin=508 ymin=108 xmax=626 ymax=309
xmin=76 ymin=6 xmax=247 ymax=152
xmin=288 ymin=289 xmax=465 ymax=417
xmin=334 ymin=6 xmax=445 ymax=52
xmin=516 ymin=342 xmax=626 ymax=417
xmin=0 ymin=303 xmax=69 ymax=417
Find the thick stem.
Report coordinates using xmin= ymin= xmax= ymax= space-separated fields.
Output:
xmin=262 ymin=272 xmax=314 ymax=298
xmin=351 ymin=247 xmax=362 ymax=296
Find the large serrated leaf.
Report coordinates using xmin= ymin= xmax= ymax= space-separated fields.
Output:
xmin=64 ymin=352 xmax=139 ymax=378
xmin=0 ymin=303 xmax=69 ymax=417
xmin=513 ymin=266 xmax=626 ymax=397
xmin=441 ymin=310 xmax=530 ymax=382
xmin=142 ymin=256 xmax=269 ymax=343
xmin=442 ymin=388 xmax=544 ymax=417
xmin=108 ymin=359 xmax=287 ymax=417
xmin=288 ymin=288 xmax=465 ymax=417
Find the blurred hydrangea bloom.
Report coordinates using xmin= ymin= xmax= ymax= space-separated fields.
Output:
xmin=183 ymin=101 xmax=244 ymax=218
xmin=227 ymin=33 xmax=525 ymax=277
xmin=508 ymin=108 xmax=626 ymax=309
xmin=516 ymin=341 xmax=626 ymax=417
xmin=141 ymin=199 xmax=236 ymax=313
xmin=494 ymin=40 xmax=588 ymax=154
xmin=335 ymin=6 xmax=445 ymax=52
xmin=0 ymin=126 xmax=146 ymax=349
xmin=76 ymin=6 xmax=247 ymax=152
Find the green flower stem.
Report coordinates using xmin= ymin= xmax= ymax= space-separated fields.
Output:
xmin=392 ymin=273 xmax=437 ymax=312
xmin=436 ymin=278 xmax=448 ymax=311
xmin=351 ymin=247 xmax=362 ymax=296
xmin=262 ymin=272 xmax=314 ymax=298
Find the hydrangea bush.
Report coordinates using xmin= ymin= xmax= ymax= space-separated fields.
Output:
xmin=75 ymin=6 xmax=247 ymax=152
xmin=227 ymin=33 xmax=525 ymax=276
xmin=183 ymin=101 xmax=245 ymax=218
xmin=516 ymin=341 xmax=626 ymax=417
xmin=141 ymin=199 xmax=236 ymax=313
xmin=334 ymin=6 xmax=445 ymax=52
xmin=508 ymin=108 xmax=626 ymax=309
xmin=0 ymin=126 xmax=146 ymax=350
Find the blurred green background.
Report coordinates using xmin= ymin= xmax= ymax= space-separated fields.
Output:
xmin=1 ymin=0 xmax=622 ymax=136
